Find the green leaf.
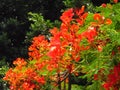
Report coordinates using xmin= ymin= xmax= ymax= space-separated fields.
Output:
xmin=72 ymin=85 xmax=85 ymax=90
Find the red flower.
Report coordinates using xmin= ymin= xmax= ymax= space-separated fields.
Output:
xmin=105 ymin=18 xmax=112 ymax=25
xmin=94 ymin=13 xmax=101 ymax=21
xmin=103 ymin=63 xmax=120 ymax=90
xmin=101 ymin=3 xmax=107 ymax=8
xmin=113 ymin=0 xmax=118 ymax=3
xmin=34 ymin=76 xmax=45 ymax=84
xmin=35 ymin=61 xmax=46 ymax=70
xmin=82 ymin=26 xmax=97 ymax=43
xmin=28 ymin=35 xmax=48 ymax=60
xmin=22 ymin=81 xmax=35 ymax=90
xmin=103 ymin=83 xmax=110 ymax=90
xmin=60 ymin=8 xmax=74 ymax=24
xmin=13 ymin=58 xmax=27 ymax=67
xmin=74 ymin=6 xmax=88 ymax=25
xmin=50 ymin=27 xmax=59 ymax=36
xmin=47 ymin=36 xmax=61 ymax=58
xmin=74 ymin=6 xmax=85 ymax=16
xmin=74 ymin=56 xmax=80 ymax=62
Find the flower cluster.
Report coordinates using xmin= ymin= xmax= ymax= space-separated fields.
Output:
xmin=3 ymin=58 xmax=46 ymax=90
xmin=103 ymin=63 xmax=120 ymax=90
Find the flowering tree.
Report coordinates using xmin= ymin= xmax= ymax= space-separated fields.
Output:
xmin=3 ymin=0 xmax=120 ymax=90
